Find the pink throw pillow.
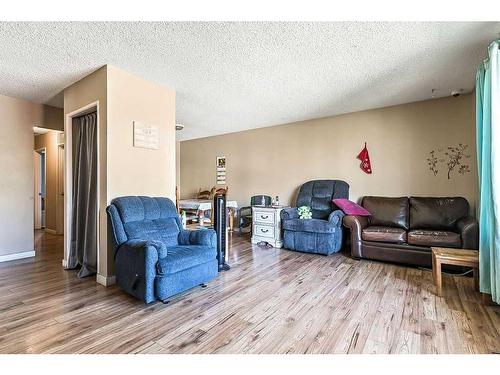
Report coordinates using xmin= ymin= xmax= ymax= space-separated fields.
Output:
xmin=332 ymin=198 xmax=371 ymax=216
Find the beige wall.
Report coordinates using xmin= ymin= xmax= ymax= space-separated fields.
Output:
xmin=180 ymin=94 xmax=478 ymax=213
xmin=176 ymin=140 xmax=181 ymax=187
xmin=34 ymin=130 xmax=62 ymax=232
xmin=107 ymin=65 xmax=176 ymax=201
xmin=64 ymin=66 xmax=108 ymax=277
xmin=64 ymin=65 xmax=176 ymax=278
xmin=42 ymin=105 xmax=64 ymax=131
xmin=0 ymin=94 xmax=44 ymax=257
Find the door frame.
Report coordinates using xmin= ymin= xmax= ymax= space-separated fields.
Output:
xmin=34 ymin=147 xmax=47 ymax=230
xmin=56 ymin=143 xmax=65 ymax=235
xmin=63 ymin=101 xmax=100 ymax=281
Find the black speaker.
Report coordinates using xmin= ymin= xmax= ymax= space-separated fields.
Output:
xmin=214 ymin=193 xmax=230 ymax=271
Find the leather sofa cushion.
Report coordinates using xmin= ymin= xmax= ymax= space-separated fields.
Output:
xmin=282 ymin=218 xmax=337 ymax=234
xmin=157 ymin=245 xmax=216 ymax=274
xmin=362 ymin=226 xmax=407 ymax=244
xmin=407 ymin=230 xmax=461 ymax=248
xmin=362 ymin=196 xmax=409 ymax=230
xmin=409 ymin=197 xmax=469 ymax=230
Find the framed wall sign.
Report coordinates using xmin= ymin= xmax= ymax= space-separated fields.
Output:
xmin=216 ymin=156 xmax=226 ymax=185
xmin=133 ymin=121 xmax=160 ymax=150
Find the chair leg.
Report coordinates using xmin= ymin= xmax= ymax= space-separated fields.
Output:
xmin=162 ymin=299 xmax=170 ymax=304
xmin=200 ymin=283 xmax=207 ymax=288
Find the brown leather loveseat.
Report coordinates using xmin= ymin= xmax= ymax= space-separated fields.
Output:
xmin=343 ymin=196 xmax=478 ymax=267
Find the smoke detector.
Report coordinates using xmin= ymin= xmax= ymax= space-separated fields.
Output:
xmin=175 ymin=123 xmax=184 ymax=131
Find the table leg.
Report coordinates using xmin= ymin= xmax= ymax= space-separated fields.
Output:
xmin=431 ymin=252 xmax=436 ymax=284
xmin=229 ymin=208 xmax=234 ymax=232
xmin=198 ymin=209 xmax=205 ymax=226
xmin=473 ymin=266 xmax=480 ymax=292
xmin=435 ymin=260 xmax=442 ymax=297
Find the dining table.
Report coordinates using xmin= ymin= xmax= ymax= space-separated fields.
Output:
xmin=179 ymin=199 xmax=238 ymax=231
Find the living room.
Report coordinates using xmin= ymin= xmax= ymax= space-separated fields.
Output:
xmin=0 ymin=1 xmax=499 ymax=373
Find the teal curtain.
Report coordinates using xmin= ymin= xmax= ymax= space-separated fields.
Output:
xmin=476 ymin=41 xmax=500 ymax=303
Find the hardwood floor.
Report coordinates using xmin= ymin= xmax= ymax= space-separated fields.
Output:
xmin=0 ymin=231 xmax=498 ymax=354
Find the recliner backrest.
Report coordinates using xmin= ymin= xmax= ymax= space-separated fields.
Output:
xmin=107 ymin=196 xmax=182 ymax=248
xmin=296 ymin=180 xmax=349 ymax=220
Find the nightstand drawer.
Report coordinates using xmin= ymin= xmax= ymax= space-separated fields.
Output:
xmin=254 ymin=224 xmax=275 ymax=239
xmin=253 ymin=210 xmax=275 ymax=225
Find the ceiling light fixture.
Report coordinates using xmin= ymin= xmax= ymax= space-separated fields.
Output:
xmin=175 ymin=123 xmax=184 ymax=131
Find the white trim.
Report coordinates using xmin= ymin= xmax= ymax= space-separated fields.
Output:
xmin=0 ymin=251 xmax=35 ymax=263
xmin=96 ymin=274 xmax=115 ymax=286
xmin=61 ymin=259 xmax=67 ymax=268
xmin=64 ymin=101 xmax=101 ymax=277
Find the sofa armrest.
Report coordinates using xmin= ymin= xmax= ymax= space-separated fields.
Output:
xmin=342 ymin=215 xmax=370 ymax=258
xmin=456 ymin=216 xmax=479 ymax=250
xmin=328 ymin=210 xmax=345 ymax=226
xmin=281 ymin=207 xmax=298 ymax=220
xmin=178 ymin=229 xmax=217 ymax=247
xmin=115 ymin=239 xmax=165 ymax=303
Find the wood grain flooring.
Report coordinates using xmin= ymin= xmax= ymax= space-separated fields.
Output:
xmin=0 ymin=231 xmax=498 ymax=354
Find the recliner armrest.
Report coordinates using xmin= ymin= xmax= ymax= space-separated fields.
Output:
xmin=178 ymin=229 xmax=216 ymax=247
xmin=456 ymin=216 xmax=479 ymax=250
xmin=328 ymin=210 xmax=345 ymax=226
xmin=342 ymin=215 xmax=370 ymax=258
xmin=119 ymin=239 xmax=168 ymax=259
xmin=115 ymin=239 xmax=166 ymax=304
xmin=281 ymin=207 xmax=299 ymax=220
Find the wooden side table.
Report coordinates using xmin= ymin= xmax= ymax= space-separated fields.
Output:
xmin=431 ymin=247 xmax=479 ymax=297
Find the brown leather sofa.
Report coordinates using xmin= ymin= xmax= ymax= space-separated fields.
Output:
xmin=343 ymin=196 xmax=478 ymax=267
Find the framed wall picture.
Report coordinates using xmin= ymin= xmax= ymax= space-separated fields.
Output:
xmin=133 ymin=121 xmax=160 ymax=150
xmin=216 ymin=156 xmax=226 ymax=185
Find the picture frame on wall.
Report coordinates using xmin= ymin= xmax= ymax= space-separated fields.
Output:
xmin=216 ymin=156 xmax=226 ymax=185
xmin=216 ymin=156 xmax=226 ymax=169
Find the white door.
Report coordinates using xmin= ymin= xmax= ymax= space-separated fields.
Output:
xmin=56 ymin=145 xmax=65 ymax=234
xmin=34 ymin=151 xmax=42 ymax=230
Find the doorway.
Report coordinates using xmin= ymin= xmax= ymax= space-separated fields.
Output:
xmin=64 ymin=103 xmax=100 ymax=279
xmin=33 ymin=148 xmax=46 ymax=230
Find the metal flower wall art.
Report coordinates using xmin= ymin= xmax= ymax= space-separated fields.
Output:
xmin=426 ymin=144 xmax=471 ymax=179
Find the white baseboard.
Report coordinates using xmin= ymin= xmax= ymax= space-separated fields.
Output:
xmin=61 ymin=259 xmax=67 ymax=267
xmin=45 ymin=228 xmax=57 ymax=235
xmin=96 ymin=273 xmax=116 ymax=286
xmin=0 ymin=251 xmax=35 ymax=263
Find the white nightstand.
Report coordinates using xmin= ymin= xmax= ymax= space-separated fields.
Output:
xmin=251 ymin=206 xmax=286 ymax=248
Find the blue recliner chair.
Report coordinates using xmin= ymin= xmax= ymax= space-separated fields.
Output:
xmin=106 ymin=196 xmax=218 ymax=304
xmin=281 ymin=180 xmax=349 ymax=255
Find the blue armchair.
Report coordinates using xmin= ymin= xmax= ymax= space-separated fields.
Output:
xmin=281 ymin=180 xmax=349 ymax=255
xmin=106 ymin=196 xmax=218 ymax=304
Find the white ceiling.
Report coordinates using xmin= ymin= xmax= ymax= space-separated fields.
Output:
xmin=0 ymin=22 xmax=498 ymax=140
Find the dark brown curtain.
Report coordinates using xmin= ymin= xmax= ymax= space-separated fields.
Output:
xmin=67 ymin=112 xmax=98 ymax=278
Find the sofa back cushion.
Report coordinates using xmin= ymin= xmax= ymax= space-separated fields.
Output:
xmin=362 ymin=196 xmax=409 ymax=230
xmin=409 ymin=197 xmax=469 ymax=230
xmin=111 ymin=196 xmax=181 ymax=247
xmin=296 ymin=180 xmax=349 ymax=220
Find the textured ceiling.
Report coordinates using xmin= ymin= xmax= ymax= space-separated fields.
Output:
xmin=0 ymin=22 xmax=498 ymax=140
